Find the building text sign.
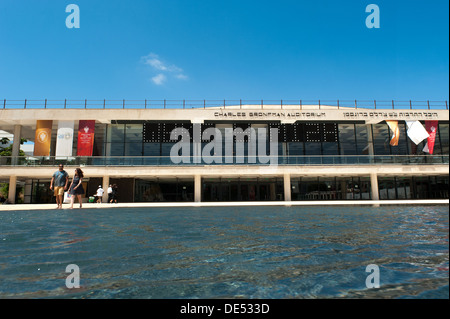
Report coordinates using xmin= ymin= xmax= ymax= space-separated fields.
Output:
xmin=212 ymin=110 xmax=441 ymax=122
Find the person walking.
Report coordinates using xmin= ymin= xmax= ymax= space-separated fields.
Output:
xmin=107 ymin=184 xmax=113 ymax=203
xmin=96 ymin=185 xmax=104 ymax=203
xmin=110 ymin=184 xmax=118 ymax=203
xmin=50 ymin=164 xmax=69 ymax=209
xmin=68 ymin=168 xmax=85 ymax=209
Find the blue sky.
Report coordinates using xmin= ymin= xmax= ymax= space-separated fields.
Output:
xmin=0 ymin=0 xmax=448 ymax=102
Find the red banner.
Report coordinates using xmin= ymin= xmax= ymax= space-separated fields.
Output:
xmin=424 ymin=121 xmax=438 ymax=155
xmin=77 ymin=120 xmax=95 ymax=156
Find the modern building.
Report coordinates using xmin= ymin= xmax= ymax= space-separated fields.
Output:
xmin=0 ymin=99 xmax=448 ymax=204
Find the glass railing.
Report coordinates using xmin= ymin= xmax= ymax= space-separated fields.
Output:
xmin=0 ymin=155 xmax=448 ymax=166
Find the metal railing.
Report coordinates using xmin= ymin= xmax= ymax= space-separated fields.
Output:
xmin=1 ymin=99 xmax=448 ymax=110
xmin=0 ymin=155 xmax=448 ymax=167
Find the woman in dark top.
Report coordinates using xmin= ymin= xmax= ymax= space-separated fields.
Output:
xmin=110 ymin=184 xmax=118 ymax=203
xmin=69 ymin=168 xmax=85 ymax=209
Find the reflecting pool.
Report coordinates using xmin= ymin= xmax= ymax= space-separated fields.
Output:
xmin=0 ymin=205 xmax=448 ymax=298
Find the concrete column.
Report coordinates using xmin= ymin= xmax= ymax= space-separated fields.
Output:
xmin=105 ymin=124 xmax=111 ymax=156
xmin=24 ymin=179 xmax=32 ymax=204
xmin=340 ymin=180 xmax=347 ymax=199
xmin=12 ymin=125 xmax=22 ymax=156
xmin=366 ymin=124 xmax=375 ymax=156
xmin=370 ymin=173 xmax=379 ymax=200
xmin=194 ymin=175 xmax=202 ymax=202
xmin=102 ymin=176 xmax=110 ymax=203
xmin=12 ymin=125 xmax=22 ymax=166
xmin=284 ymin=173 xmax=291 ymax=201
xmin=270 ymin=183 xmax=276 ymax=200
xmin=282 ymin=142 xmax=287 ymax=164
xmin=8 ymin=175 xmax=17 ymax=204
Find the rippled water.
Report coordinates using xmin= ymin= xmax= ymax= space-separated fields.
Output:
xmin=0 ymin=205 xmax=448 ymax=299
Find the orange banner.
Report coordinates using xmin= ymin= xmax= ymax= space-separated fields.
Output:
xmin=386 ymin=121 xmax=399 ymax=146
xmin=33 ymin=120 xmax=53 ymax=156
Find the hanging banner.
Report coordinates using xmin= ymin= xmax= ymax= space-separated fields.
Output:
xmin=386 ymin=121 xmax=399 ymax=146
xmin=77 ymin=120 xmax=95 ymax=156
xmin=33 ymin=120 xmax=53 ymax=156
xmin=55 ymin=120 xmax=74 ymax=158
xmin=405 ymin=121 xmax=429 ymax=145
xmin=423 ymin=120 xmax=438 ymax=155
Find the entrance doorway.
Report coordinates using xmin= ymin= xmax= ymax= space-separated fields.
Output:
xmin=203 ymin=178 xmax=282 ymax=201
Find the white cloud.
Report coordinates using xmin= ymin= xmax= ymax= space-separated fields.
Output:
xmin=175 ymin=73 xmax=188 ymax=80
xmin=143 ymin=53 xmax=169 ymax=71
xmin=151 ymin=73 xmax=166 ymax=85
xmin=142 ymin=52 xmax=188 ymax=85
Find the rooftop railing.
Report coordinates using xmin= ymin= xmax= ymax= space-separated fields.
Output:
xmin=1 ymin=99 xmax=448 ymax=110
xmin=0 ymin=155 xmax=448 ymax=167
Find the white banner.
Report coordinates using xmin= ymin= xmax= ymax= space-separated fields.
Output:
xmin=55 ymin=120 xmax=74 ymax=158
xmin=405 ymin=121 xmax=429 ymax=145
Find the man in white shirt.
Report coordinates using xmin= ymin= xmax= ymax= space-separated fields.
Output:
xmin=107 ymin=185 xmax=113 ymax=203
xmin=96 ymin=185 xmax=104 ymax=203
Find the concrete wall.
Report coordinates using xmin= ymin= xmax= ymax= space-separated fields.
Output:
xmin=1 ymin=164 xmax=447 ymax=180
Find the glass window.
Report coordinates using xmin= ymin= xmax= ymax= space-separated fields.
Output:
xmin=304 ymin=177 xmax=320 ymax=200
xmin=134 ymin=179 xmax=194 ymax=202
xmin=125 ymin=124 xmax=143 ymax=143
xmin=125 ymin=143 xmax=143 ymax=156
xmin=435 ymin=176 xmax=449 ymax=198
xmin=322 ymin=142 xmax=339 ymax=156
xmin=277 ymin=143 xmax=284 ymax=157
xmin=339 ymin=124 xmax=357 ymax=155
xmin=108 ymin=142 xmax=124 ymax=157
xmin=318 ymin=177 xmax=337 ymax=200
xmin=93 ymin=124 xmax=106 ymax=156
xmin=161 ymin=143 xmax=176 ymax=157
xmin=372 ymin=124 xmax=391 ymax=155
xmin=304 ymin=142 xmax=321 ymax=157
xmin=359 ymin=177 xmax=371 ymax=199
xmin=392 ymin=122 xmax=409 ymax=155
xmin=144 ymin=143 xmax=161 ymax=156
xmin=438 ymin=124 xmax=449 ymax=155
xmin=288 ymin=142 xmax=304 ymax=156
xmin=108 ymin=124 xmax=125 ymax=143
xmin=336 ymin=177 xmax=351 ymax=200
xmin=413 ymin=176 xmax=430 ymax=199
xmin=355 ymin=124 xmax=370 ymax=155
xmin=378 ymin=177 xmax=396 ymax=200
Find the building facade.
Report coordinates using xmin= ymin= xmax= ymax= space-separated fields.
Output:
xmin=0 ymin=100 xmax=448 ymax=204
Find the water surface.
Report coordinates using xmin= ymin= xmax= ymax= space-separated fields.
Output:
xmin=0 ymin=205 xmax=448 ymax=298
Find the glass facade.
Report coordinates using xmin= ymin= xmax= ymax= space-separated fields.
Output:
xmin=438 ymin=123 xmax=449 ymax=155
xmin=134 ymin=179 xmax=194 ymax=202
xmin=291 ymin=176 xmax=372 ymax=200
xmin=203 ymin=177 xmax=284 ymax=202
xmin=378 ymin=176 xmax=449 ymax=200
xmin=9 ymin=121 xmax=447 ymax=203
xmin=93 ymin=122 xmax=449 ymax=158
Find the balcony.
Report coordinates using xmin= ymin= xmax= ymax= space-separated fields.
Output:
xmin=0 ymin=155 xmax=448 ymax=167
